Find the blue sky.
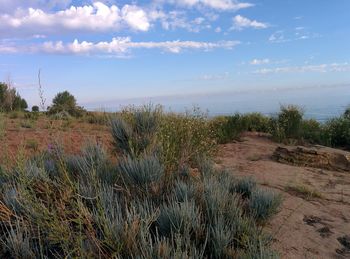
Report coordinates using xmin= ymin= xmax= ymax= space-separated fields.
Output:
xmin=0 ymin=0 xmax=349 ymax=109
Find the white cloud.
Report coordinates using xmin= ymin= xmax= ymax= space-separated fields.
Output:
xmin=250 ymin=58 xmax=270 ymax=65
xmin=1 ymin=37 xmax=240 ymax=56
xmin=0 ymin=2 xmax=153 ymax=38
xmin=157 ymin=0 xmax=254 ymax=11
xmin=254 ymin=63 xmax=350 ymax=74
xmin=231 ymin=15 xmax=268 ymax=30
xmin=269 ymin=29 xmax=320 ymax=43
xmin=155 ymin=11 xmax=211 ymax=32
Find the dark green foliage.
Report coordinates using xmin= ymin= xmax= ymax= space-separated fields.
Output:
xmin=31 ymin=106 xmax=39 ymax=112
xmin=300 ymin=119 xmax=323 ymax=144
xmin=276 ymin=105 xmax=303 ymax=139
xmin=323 ymin=117 xmax=350 ymax=148
xmin=48 ymin=91 xmax=85 ymax=117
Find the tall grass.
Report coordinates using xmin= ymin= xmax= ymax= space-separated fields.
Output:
xmin=0 ymin=106 xmax=281 ymax=258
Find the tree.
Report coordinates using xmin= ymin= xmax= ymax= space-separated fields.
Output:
xmin=48 ymin=91 xmax=85 ymax=117
xmin=32 ymin=105 xmax=39 ymax=112
xmin=0 ymin=82 xmax=28 ymax=112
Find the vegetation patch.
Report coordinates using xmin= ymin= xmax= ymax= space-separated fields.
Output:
xmin=0 ymin=107 xmax=282 ymax=258
xmin=285 ymin=184 xmax=323 ymax=200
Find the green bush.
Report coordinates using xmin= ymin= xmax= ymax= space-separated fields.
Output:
xmin=158 ymin=108 xmax=216 ymax=172
xmin=301 ymin=119 xmax=323 ymax=144
xmin=210 ymin=114 xmax=246 ymax=144
xmin=323 ymin=117 xmax=350 ymax=148
xmin=242 ymin=112 xmax=271 ymax=132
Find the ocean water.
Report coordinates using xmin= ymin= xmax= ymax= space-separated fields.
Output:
xmin=87 ymin=85 xmax=350 ymax=122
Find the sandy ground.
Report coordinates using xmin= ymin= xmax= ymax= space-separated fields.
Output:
xmin=216 ymin=132 xmax=350 ymax=259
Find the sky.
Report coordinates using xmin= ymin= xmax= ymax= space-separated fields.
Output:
xmin=0 ymin=0 xmax=350 ymax=110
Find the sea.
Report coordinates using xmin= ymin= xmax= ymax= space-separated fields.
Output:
xmin=86 ymin=85 xmax=350 ymax=123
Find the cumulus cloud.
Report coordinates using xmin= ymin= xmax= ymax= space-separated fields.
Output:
xmin=254 ymin=63 xmax=350 ymax=74
xmin=157 ymin=0 xmax=254 ymax=11
xmin=231 ymin=15 xmax=268 ymax=30
xmin=250 ymin=58 xmax=270 ymax=65
xmin=0 ymin=38 xmax=240 ymax=56
xmin=0 ymin=2 xmax=151 ymax=38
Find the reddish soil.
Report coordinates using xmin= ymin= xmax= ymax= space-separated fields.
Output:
xmin=0 ymin=117 xmax=113 ymax=165
xmin=216 ymin=132 xmax=350 ymax=259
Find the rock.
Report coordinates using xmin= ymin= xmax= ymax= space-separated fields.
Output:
xmin=272 ymin=145 xmax=350 ymax=172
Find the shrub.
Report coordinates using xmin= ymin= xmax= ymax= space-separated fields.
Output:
xmin=156 ymin=200 xmax=202 ymax=237
xmin=242 ymin=112 xmax=271 ymax=133
xmin=300 ymin=119 xmax=323 ymax=144
xmin=112 ymin=105 xmax=161 ymax=157
xmin=248 ymin=189 xmax=282 ymax=223
xmin=277 ymin=105 xmax=303 ymax=139
xmin=323 ymin=117 xmax=350 ymax=148
xmin=210 ymin=114 xmax=246 ymax=144
xmin=117 ymin=155 xmax=164 ymax=193
xmin=158 ymin=109 xmax=216 ymax=171
xmin=233 ymin=177 xmax=257 ymax=199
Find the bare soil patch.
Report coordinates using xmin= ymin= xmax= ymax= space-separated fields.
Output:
xmin=216 ymin=132 xmax=350 ymax=258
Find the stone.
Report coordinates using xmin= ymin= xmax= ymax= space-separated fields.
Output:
xmin=272 ymin=145 xmax=350 ymax=172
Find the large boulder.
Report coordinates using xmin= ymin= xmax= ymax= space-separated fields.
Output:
xmin=273 ymin=145 xmax=350 ymax=172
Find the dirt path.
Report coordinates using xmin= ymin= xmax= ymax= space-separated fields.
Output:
xmin=216 ymin=133 xmax=350 ymax=259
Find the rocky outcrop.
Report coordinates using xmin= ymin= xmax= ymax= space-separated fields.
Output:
xmin=273 ymin=145 xmax=350 ymax=172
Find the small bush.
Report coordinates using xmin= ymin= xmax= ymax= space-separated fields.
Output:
xmin=117 ymin=155 xmax=164 ymax=193
xmin=157 ymin=200 xmax=202 ymax=237
xmin=233 ymin=177 xmax=257 ymax=199
xmin=210 ymin=114 xmax=246 ymax=144
xmin=301 ymin=119 xmax=323 ymax=144
xmin=277 ymin=105 xmax=304 ymax=139
xmin=248 ymin=189 xmax=282 ymax=223
xmin=158 ymin=108 xmax=216 ymax=171
xmin=243 ymin=112 xmax=271 ymax=132
xmin=323 ymin=117 xmax=350 ymax=148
